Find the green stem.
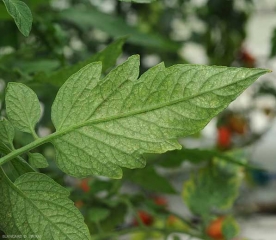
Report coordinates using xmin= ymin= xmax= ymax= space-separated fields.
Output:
xmin=0 ymin=131 xmax=59 ymax=166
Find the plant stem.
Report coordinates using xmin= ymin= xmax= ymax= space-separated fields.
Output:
xmin=0 ymin=131 xmax=59 ymax=166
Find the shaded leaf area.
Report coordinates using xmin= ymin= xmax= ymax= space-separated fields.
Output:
xmin=59 ymin=7 xmax=179 ymax=52
xmin=0 ymin=118 xmax=14 ymax=148
xmin=182 ymin=161 xmax=242 ymax=218
xmin=0 ymin=170 xmax=91 ymax=240
xmin=2 ymin=0 xmax=33 ymax=36
xmin=270 ymin=27 xmax=276 ymax=57
xmin=0 ymin=142 xmax=34 ymax=181
xmin=0 ymin=119 xmax=34 ymax=180
xmin=28 ymin=152 xmax=48 ymax=169
xmin=155 ymin=148 xmax=252 ymax=169
xmin=124 ymin=166 xmax=176 ymax=194
xmin=50 ymin=55 xmax=268 ymax=178
xmin=88 ymin=202 xmax=127 ymax=234
xmin=33 ymin=38 xmax=126 ymax=87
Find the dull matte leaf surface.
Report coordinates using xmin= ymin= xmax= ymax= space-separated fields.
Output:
xmin=2 ymin=0 xmax=32 ymax=36
xmin=50 ymin=55 xmax=268 ymax=178
xmin=0 ymin=118 xmax=14 ymax=147
xmin=125 ymin=166 xmax=176 ymax=193
xmin=0 ymin=170 xmax=91 ymax=239
xmin=5 ymin=83 xmax=41 ymax=134
xmin=28 ymin=152 xmax=48 ymax=168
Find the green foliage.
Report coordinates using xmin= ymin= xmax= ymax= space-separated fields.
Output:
xmin=222 ymin=216 xmax=240 ymax=240
xmin=35 ymin=38 xmax=126 ymax=87
xmin=88 ymin=207 xmax=110 ymax=223
xmin=59 ymin=7 xmax=178 ymax=52
xmin=0 ymin=1 xmax=273 ymax=239
xmin=5 ymin=83 xmax=41 ymax=136
xmin=157 ymin=148 xmax=247 ymax=168
xmin=0 ymin=169 xmax=91 ymax=239
xmin=125 ymin=166 xmax=176 ymax=193
xmin=49 ymin=56 xmax=266 ymax=178
xmin=0 ymin=118 xmax=14 ymax=148
xmin=2 ymin=0 xmax=32 ymax=36
xmin=28 ymin=152 xmax=48 ymax=168
xmin=0 ymin=58 xmax=268 ymax=179
xmin=182 ymin=161 xmax=242 ymax=218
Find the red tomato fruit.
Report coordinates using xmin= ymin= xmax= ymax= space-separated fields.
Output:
xmin=133 ymin=210 xmax=154 ymax=226
xmin=217 ymin=127 xmax=231 ymax=149
xmin=80 ymin=178 xmax=90 ymax=192
xmin=206 ymin=217 xmax=224 ymax=240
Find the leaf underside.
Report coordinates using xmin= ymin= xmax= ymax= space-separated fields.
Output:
xmin=51 ymin=55 xmax=268 ymax=178
xmin=5 ymin=82 xmax=41 ymax=134
xmin=0 ymin=170 xmax=91 ymax=240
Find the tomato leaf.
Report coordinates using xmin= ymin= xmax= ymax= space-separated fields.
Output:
xmin=51 ymin=55 xmax=268 ymax=178
xmin=28 ymin=152 xmax=48 ymax=169
xmin=0 ymin=169 xmax=91 ymax=239
xmin=5 ymin=83 xmax=41 ymax=135
xmin=0 ymin=118 xmax=14 ymax=148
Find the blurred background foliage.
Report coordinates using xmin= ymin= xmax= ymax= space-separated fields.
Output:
xmin=1 ymin=0 xmax=276 ymax=239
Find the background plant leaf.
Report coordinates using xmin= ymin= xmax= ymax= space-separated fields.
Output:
xmin=222 ymin=216 xmax=240 ymax=240
xmin=0 ymin=170 xmax=91 ymax=239
xmin=34 ymin=38 xmax=126 ymax=87
xmin=156 ymin=148 xmax=250 ymax=169
xmin=182 ymin=163 xmax=242 ymax=217
xmin=50 ymin=55 xmax=268 ymax=178
xmin=59 ymin=7 xmax=179 ymax=52
xmin=125 ymin=166 xmax=176 ymax=194
xmin=2 ymin=0 xmax=32 ymax=36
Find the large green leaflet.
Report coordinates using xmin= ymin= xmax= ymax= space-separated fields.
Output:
xmin=2 ymin=0 xmax=32 ymax=36
xmin=0 ymin=170 xmax=91 ymax=239
xmin=50 ymin=55 xmax=268 ymax=178
xmin=2 ymin=56 xmax=269 ymax=179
